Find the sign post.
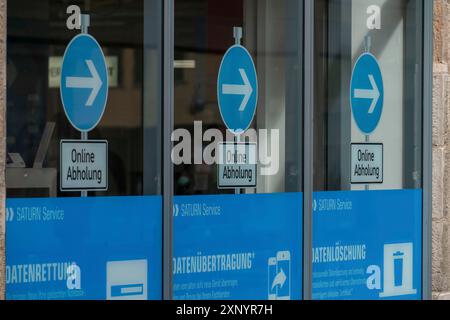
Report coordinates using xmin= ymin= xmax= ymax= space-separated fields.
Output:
xmin=217 ymin=27 xmax=258 ymax=192
xmin=60 ymin=13 xmax=109 ymax=194
xmin=350 ymin=35 xmax=384 ymax=189
xmin=80 ymin=14 xmax=89 ymax=198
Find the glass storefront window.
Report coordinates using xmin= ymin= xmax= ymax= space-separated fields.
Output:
xmin=173 ymin=0 xmax=303 ymax=196
xmin=172 ymin=0 xmax=304 ymax=300
xmin=7 ymin=0 xmax=161 ymax=198
xmin=6 ymin=0 xmax=163 ymax=300
xmin=313 ymin=0 xmax=424 ymax=300
xmin=3 ymin=0 xmax=431 ymax=301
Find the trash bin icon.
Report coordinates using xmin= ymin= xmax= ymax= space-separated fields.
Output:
xmin=393 ymin=251 xmax=404 ymax=287
xmin=380 ymin=243 xmax=417 ymax=298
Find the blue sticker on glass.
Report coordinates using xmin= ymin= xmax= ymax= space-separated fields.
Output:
xmin=6 ymin=196 xmax=162 ymax=300
xmin=312 ymin=189 xmax=422 ymax=300
xmin=350 ymin=53 xmax=384 ymax=135
xmin=173 ymin=193 xmax=302 ymax=300
xmin=60 ymin=34 xmax=109 ymax=132
xmin=217 ymin=45 xmax=258 ymax=134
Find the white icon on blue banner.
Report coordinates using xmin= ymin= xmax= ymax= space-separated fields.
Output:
xmin=6 ymin=207 xmax=14 ymax=222
xmin=268 ymin=251 xmax=291 ymax=300
xmin=107 ymin=260 xmax=148 ymax=300
xmin=379 ymin=243 xmax=417 ymax=298
xmin=173 ymin=204 xmax=180 ymax=217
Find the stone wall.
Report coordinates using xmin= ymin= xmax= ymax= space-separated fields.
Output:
xmin=433 ymin=0 xmax=450 ymax=300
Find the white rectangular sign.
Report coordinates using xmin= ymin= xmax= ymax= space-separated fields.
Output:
xmin=218 ymin=142 xmax=257 ymax=189
xmin=60 ymin=140 xmax=108 ymax=191
xmin=351 ymin=143 xmax=383 ymax=184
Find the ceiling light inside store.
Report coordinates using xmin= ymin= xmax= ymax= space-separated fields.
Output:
xmin=174 ymin=60 xmax=196 ymax=69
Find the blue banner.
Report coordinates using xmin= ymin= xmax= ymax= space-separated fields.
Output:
xmin=173 ymin=193 xmax=302 ymax=300
xmin=6 ymin=196 xmax=162 ymax=300
xmin=312 ymin=189 xmax=422 ymax=300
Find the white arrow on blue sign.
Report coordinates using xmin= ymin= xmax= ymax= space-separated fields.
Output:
xmin=60 ymin=34 xmax=108 ymax=132
xmin=217 ymin=45 xmax=258 ymax=135
xmin=350 ymin=53 xmax=384 ymax=135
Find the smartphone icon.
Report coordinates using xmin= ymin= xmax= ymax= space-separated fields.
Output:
xmin=268 ymin=257 xmax=277 ymax=300
xmin=276 ymin=251 xmax=291 ymax=300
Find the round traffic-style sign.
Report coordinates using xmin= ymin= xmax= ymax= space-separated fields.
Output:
xmin=60 ymin=34 xmax=108 ymax=132
xmin=217 ymin=45 xmax=258 ymax=135
xmin=350 ymin=53 xmax=384 ymax=135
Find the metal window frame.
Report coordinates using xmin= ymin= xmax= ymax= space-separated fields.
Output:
xmin=160 ymin=0 xmax=433 ymax=301
xmin=163 ymin=0 xmax=174 ymax=301
xmin=301 ymin=0 xmax=432 ymax=301
xmin=303 ymin=0 xmax=314 ymax=301
xmin=422 ymin=0 xmax=433 ymax=301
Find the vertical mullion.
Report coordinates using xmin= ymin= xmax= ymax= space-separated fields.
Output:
xmin=303 ymin=0 xmax=314 ymax=301
xmin=163 ymin=0 xmax=174 ymax=301
xmin=422 ymin=0 xmax=433 ymax=301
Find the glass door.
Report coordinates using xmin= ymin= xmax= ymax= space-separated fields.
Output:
xmin=172 ymin=0 xmax=304 ymax=300
xmin=6 ymin=0 xmax=164 ymax=300
xmin=312 ymin=0 xmax=425 ymax=300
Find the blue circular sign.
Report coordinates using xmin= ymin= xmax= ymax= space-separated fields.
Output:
xmin=350 ymin=53 xmax=384 ymax=135
xmin=217 ymin=45 xmax=258 ymax=135
xmin=60 ymin=34 xmax=108 ymax=132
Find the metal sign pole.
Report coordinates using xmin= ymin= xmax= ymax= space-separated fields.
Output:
xmin=234 ymin=134 xmax=241 ymax=195
xmin=364 ymin=35 xmax=371 ymax=192
xmin=80 ymin=13 xmax=90 ymax=198
xmin=234 ymin=26 xmax=243 ymax=196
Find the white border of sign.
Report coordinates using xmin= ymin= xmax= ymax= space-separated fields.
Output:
xmin=60 ymin=34 xmax=109 ymax=133
xmin=217 ymin=45 xmax=258 ymax=135
xmin=349 ymin=52 xmax=383 ymax=136
xmin=350 ymin=143 xmax=384 ymax=185
xmin=60 ymin=139 xmax=109 ymax=192
xmin=217 ymin=142 xmax=257 ymax=189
